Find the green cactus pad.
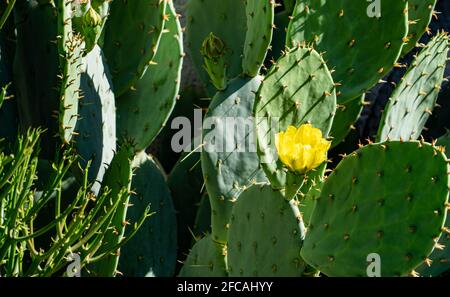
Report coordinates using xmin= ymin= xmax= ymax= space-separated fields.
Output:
xmin=242 ymin=0 xmax=275 ymax=77
xmin=330 ymin=95 xmax=364 ymax=147
xmin=91 ymin=141 xmax=134 ymax=277
xmin=56 ymin=0 xmax=83 ymax=145
xmin=402 ymin=0 xmax=437 ymax=55
xmin=102 ymin=0 xmax=166 ymax=96
xmin=254 ymin=45 xmax=336 ymax=190
xmin=377 ymin=33 xmax=449 ymax=142
xmin=301 ymin=141 xmax=449 ymax=276
xmin=193 ymin=192 xmax=212 ymax=238
xmin=227 ymin=184 xmax=307 ymax=276
xmin=287 ymin=0 xmax=408 ymax=104
xmin=13 ymin=1 xmax=75 ymax=157
xmin=186 ymin=0 xmax=247 ymax=93
xmin=116 ymin=2 xmax=183 ymax=152
xmin=167 ymin=144 xmax=204 ymax=264
xmin=416 ymin=212 xmax=450 ymax=277
xmin=201 ymin=75 xmax=268 ymax=243
xmin=416 ymin=133 xmax=450 ymax=277
xmin=74 ymin=45 xmax=116 ymax=195
xmin=118 ymin=152 xmax=177 ymax=277
xmin=298 ymin=163 xmax=327 ymax=226
xmin=179 ymin=234 xmax=227 ymax=277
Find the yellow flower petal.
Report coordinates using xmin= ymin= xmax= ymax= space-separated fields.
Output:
xmin=275 ymin=124 xmax=331 ymax=174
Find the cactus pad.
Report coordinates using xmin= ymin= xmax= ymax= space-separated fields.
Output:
xmin=118 ymin=153 xmax=177 ymax=277
xmin=254 ymin=45 xmax=336 ymax=190
xmin=116 ymin=2 xmax=183 ymax=152
xmin=402 ymin=0 xmax=437 ymax=55
xmin=377 ymin=32 xmax=449 ymax=142
xmin=201 ymin=75 xmax=268 ymax=243
xmin=416 ymin=132 xmax=450 ymax=277
xmin=227 ymin=184 xmax=307 ymax=276
xmin=168 ymin=145 xmax=204 ymax=264
xmin=186 ymin=0 xmax=247 ymax=93
xmin=287 ymin=0 xmax=408 ymax=103
xmin=242 ymin=0 xmax=275 ymax=77
xmin=102 ymin=0 xmax=166 ymax=96
xmin=179 ymin=234 xmax=227 ymax=277
xmin=13 ymin=0 xmax=83 ymax=149
xmin=57 ymin=0 xmax=83 ymax=145
xmin=91 ymin=141 xmax=134 ymax=276
xmin=301 ymin=141 xmax=449 ymax=276
xmin=74 ymin=45 xmax=116 ymax=195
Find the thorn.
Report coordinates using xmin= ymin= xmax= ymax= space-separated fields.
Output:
xmin=435 ymin=243 xmax=445 ymax=250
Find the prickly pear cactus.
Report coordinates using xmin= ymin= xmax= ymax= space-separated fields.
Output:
xmin=301 ymin=141 xmax=449 ymax=276
xmin=179 ymin=234 xmax=227 ymax=277
xmin=200 ymin=32 xmax=229 ymax=91
xmin=56 ymin=0 xmax=84 ymax=145
xmin=73 ymin=0 xmax=110 ymax=53
xmin=90 ymin=142 xmax=134 ymax=277
xmin=201 ymin=75 xmax=268 ymax=244
xmin=297 ymin=164 xmax=327 ymax=226
xmin=287 ymin=0 xmax=409 ymax=104
xmin=13 ymin=0 xmax=83 ymax=157
xmin=242 ymin=0 xmax=275 ymax=77
xmin=102 ymin=0 xmax=166 ymax=96
xmin=116 ymin=2 xmax=183 ymax=152
xmin=186 ymin=0 xmax=247 ymax=93
xmin=227 ymin=184 xmax=307 ymax=276
xmin=416 ymin=132 xmax=450 ymax=277
xmin=118 ymin=152 xmax=177 ymax=277
xmin=254 ymin=45 xmax=336 ymax=190
xmin=402 ymin=0 xmax=437 ymax=55
xmin=377 ymin=32 xmax=449 ymax=142
xmin=0 ymin=0 xmax=448 ymax=280
xmin=168 ymin=143 xmax=204 ymax=263
xmin=74 ymin=45 xmax=116 ymax=195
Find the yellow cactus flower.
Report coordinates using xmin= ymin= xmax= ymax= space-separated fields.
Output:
xmin=275 ymin=124 xmax=331 ymax=174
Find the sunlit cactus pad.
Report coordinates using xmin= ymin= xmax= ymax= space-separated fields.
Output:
xmin=301 ymin=141 xmax=449 ymax=276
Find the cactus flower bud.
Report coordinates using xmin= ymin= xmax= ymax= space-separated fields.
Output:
xmin=275 ymin=124 xmax=331 ymax=174
xmin=84 ymin=7 xmax=102 ymax=27
xmin=201 ymin=32 xmax=226 ymax=58
xmin=73 ymin=4 xmax=104 ymax=53
xmin=200 ymin=32 xmax=228 ymax=90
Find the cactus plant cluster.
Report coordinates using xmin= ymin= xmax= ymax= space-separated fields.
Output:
xmin=0 ymin=0 xmax=449 ymax=277
xmin=180 ymin=0 xmax=450 ymax=277
xmin=0 ymin=0 xmax=182 ymax=277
